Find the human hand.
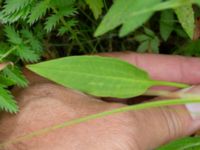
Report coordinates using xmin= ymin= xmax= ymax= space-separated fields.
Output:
xmin=1 ymin=52 xmax=200 ymax=150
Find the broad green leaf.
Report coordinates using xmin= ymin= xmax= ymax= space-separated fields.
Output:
xmin=27 ymin=56 xmax=187 ymax=98
xmin=0 ymin=86 xmax=18 ymax=113
xmin=160 ymin=10 xmax=174 ymax=41
xmin=157 ymin=137 xmax=200 ymax=150
xmin=175 ymin=1 xmax=195 ymax=39
xmin=95 ymin=0 xmax=198 ymax=37
xmin=85 ymin=0 xmax=104 ymax=19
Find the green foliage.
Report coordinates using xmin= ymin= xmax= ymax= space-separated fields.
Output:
xmin=157 ymin=137 xmax=200 ymax=150
xmin=160 ymin=10 xmax=175 ymax=41
xmin=27 ymin=56 xmax=187 ymax=98
xmin=4 ymin=26 xmax=41 ymax=63
xmin=1 ymin=0 xmax=77 ymax=34
xmin=95 ymin=0 xmax=199 ymax=38
xmin=0 ymin=85 xmax=18 ymax=113
xmin=174 ymin=2 xmax=195 ymax=39
xmin=85 ymin=0 xmax=104 ymax=19
xmin=135 ymin=28 xmax=160 ymax=53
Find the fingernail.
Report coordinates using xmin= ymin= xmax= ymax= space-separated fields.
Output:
xmin=182 ymin=86 xmax=200 ymax=120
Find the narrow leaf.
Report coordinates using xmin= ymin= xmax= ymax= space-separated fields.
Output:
xmin=157 ymin=137 xmax=200 ymax=150
xmin=85 ymin=0 xmax=104 ymax=19
xmin=27 ymin=56 xmax=187 ymax=98
xmin=160 ymin=10 xmax=174 ymax=41
xmin=175 ymin=1 xmax=195 ymax=39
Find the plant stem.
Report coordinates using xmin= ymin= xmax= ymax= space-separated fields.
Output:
xmin=51 ymin=7 xmax=84 ymax=51
xmin=153 ymin=80 xmax=189 ymax=88
xmin=1 ymin=97 xmax=200 ymax=148
xmin=0 ymin=46 xmax=17 ymax=62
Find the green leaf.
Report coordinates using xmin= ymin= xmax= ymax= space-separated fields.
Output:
xmin=150 ymin=36 xmax=160 ymax=53
xmin=175 ymin=39 xmax=200 ymax=56
xmin=28 ymin=0 xmax=50 ymax=24
xmin=20 ymin=29 xmax=43 ymax=53
xmin=135 ymin=34 xmax=149 ymax=42
xmin=94 ymin=0 xmax=198 ymax=37
xmin=0 ymin=75 xmax=15 ymax=87
xmin=174 ymin=1 xmax=195 ymax=39
xmin=85 ymin=0 xmax=104 ymax=19
xmin=57 ymin=20 xmax=78 ymax=36
xmin=0 ymin=86 xmax=18 ymax=113
xmin=137 ymin=41 xmax=149 ymax=52
xmin=44 ymin=14 xmax=60 ymax=32
xmin=3 ymin=0 xmax=32 ymax=15
xmin=95 ymin=0 xmax=161 ymax=37
xmin=160 ymin=10 xmax=174 ymax=41
xmin=4 ymin=26 xmax=22 ymax=45
xmin=15 ymin=45 xmax=40 ymax=63
xmin=27 ymin=56 xmax=188 ymax=98
xmin=157 ymin=137 xmax=200 ymax=150
xmin=2 ymin=67 xmax=28 ymax=87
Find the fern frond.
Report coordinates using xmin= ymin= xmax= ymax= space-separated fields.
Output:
xmin=4 ymin=26 xmax=22 ymax=45
xmin=0 ymin=75 xmax=15 ymax=87
xmin=2 ymin=67 xmax=28 ymax=87
xmin=1 ymin=1 xmax=33 ymax=23
xmin=58 ymin=19 xmax=78 ymax=35
xmin=59 ymin=5 xmax=77 ymax=17
xmin=50 ymin=0 xmax=76 ymax=8
xmin=44 ymin=14 xmax=60 ymax=32
xmin=0 ymin=85 xmax=18 ymax=113
xmin=15 ymin=45 xmax=40 ymax=63
xmin=28 ymin=0 xmax=51 ymax=24
xmin=20 ymin=29 xmax=43 ymax=53
xmin=3 ymin=0 xmax=33 ymax=15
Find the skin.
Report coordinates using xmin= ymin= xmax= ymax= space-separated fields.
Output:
xmin=1 ymin=52 xmax=200 ymax=150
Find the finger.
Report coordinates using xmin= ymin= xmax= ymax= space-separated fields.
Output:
xmin=99 ymin=52 xmax=200 ymax=85
xmin=131 ymin=85 xmax=200 ymax=150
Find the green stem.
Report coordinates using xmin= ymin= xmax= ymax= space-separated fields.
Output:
xmin=1 ymin=97 xmax=200 ymax=148
xmin=0 ymin=46 xmax=17 ymax=62
xmin=153 ymin=80 xmax=189 ymax=88
xmin=51 ymin=7 xmax=84 ymax=51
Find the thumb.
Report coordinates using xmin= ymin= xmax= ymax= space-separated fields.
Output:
xmin=133 ymin=85 xmax=200 ymax=150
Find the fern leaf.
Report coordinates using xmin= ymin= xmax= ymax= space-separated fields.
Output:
xmin=45 ymin=14 xmax=60 ymax=32
xmin=15 ymin=45 xmax=40 ymax=63
xmin=59 ymin=5 xmax=77 ymax=17
xmin=58 ymin=19 xmax=78 ymax=35
xmin=2 ymin=67 xmax=28 ymax=87
xmin=20 ymin=29 xmax=43 ymax=53
xmin=0 ymin=75 xmax=15 ymax=87
xmin=0 ymin=86 xmax=18 ymax=113
xmin=4 ymin=26 xmax=22 ymax=44
xmin=50 ymin=0 xmax=75 ymax=8
xmin=1 ymin=1 xmax=32 ymax=23
xmin=28 ymin=0 xmax=51 ymax=24
xmin=3 ymin=0 xmax=32 ymax=15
